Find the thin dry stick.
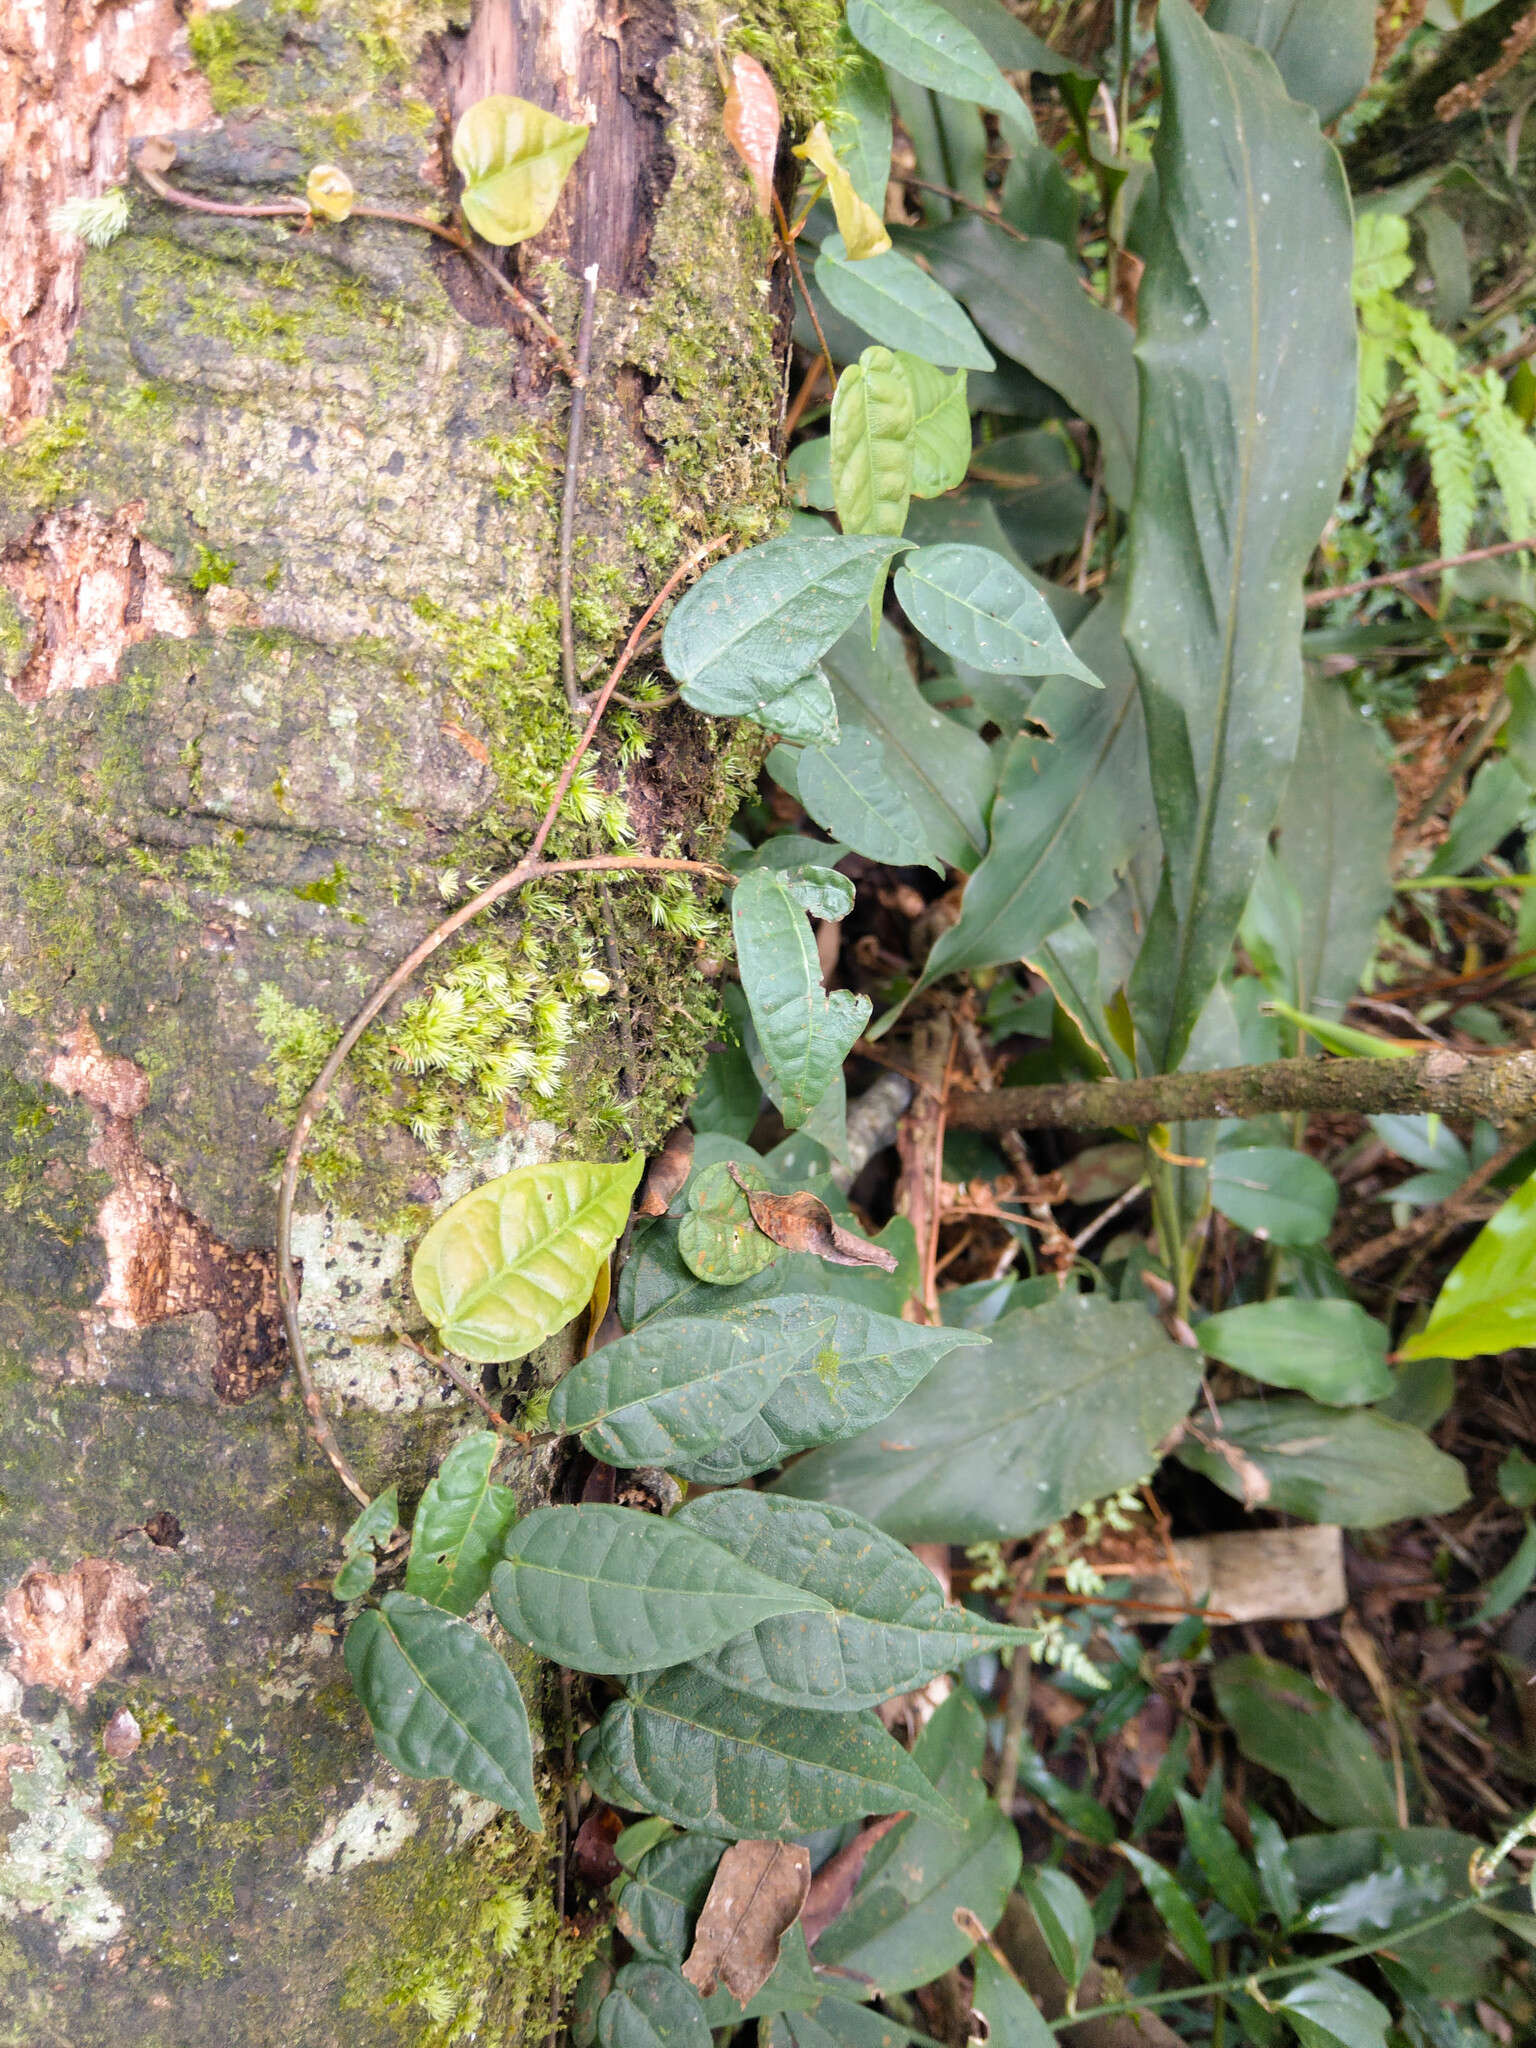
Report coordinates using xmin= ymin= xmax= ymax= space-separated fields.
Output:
xmin=772 ymin=190 xmax=835 ymax=397
xmin=783 ymin=355 xmax=827 ymax=437
xmin=396 ymin=1329 xmax=521 ymax=1436
xmin=276 ymin=540 xmax=732 ymax=1502
xmin=903 ymin=175 xmax=1034 ymax=244
xmin=558 ymin=264 xmax=601 ymax=711
xmin=1306 ymin=534 xmax=1536 ymax=605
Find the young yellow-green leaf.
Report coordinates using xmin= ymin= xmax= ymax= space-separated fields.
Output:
xmin=305 ymin=163 xmax=355 ymax=221
xmin=830 ymin=349 xmax=916 ymax=538
xmin=675 ymin=1491 xmax=1034 ymax=1710
xmin=795 ymin=121 xmax=891 ymax=260
xmin=598 ymin=1961 xmax=712 ymax=2048
xmin=595 ymin=1666 xmax=956 ymax=1839
xmin=897 ymin=354 xmax=970 ymax=500
xmin=845 ymin=0 xmax=1033 ymax=133
xmin=411 ymin=1155 xmax=643 ymax=1363
xmin=678 ymin=1159 xmax=781 ymax=1285
xmin=490 ymin=1503 xmax=829 ymax=1673
xmin=403 ymin=1432 xmax=517 ymax=1615
xmin=344 ymin=1592 xmax=540 ymax=1826
xmin=797 ymin=725 xmax=943 ymax=874
xmin=1400 ymin=1170 xmax=1536 ymax=1360
xmin=451 ymin=94 xmax=588 ymax=247
xmin=894 ymin=543 xmax=1101 ymax=681
xmin=1195 ymin=1299 xmax=1392 ymax=1406
xmin=815 ymin=234 xmax=994 ymax=372
xmin=732 ymin=868 xmax=871 ymax=1128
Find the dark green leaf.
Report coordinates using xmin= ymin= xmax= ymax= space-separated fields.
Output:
xmin=778 ymin=865 xmax=856 ymax=921
xmin=412 ymin=1156 xmax=642 ymax=1364
xmin=1467 ymin=1517 xmax=1536 ymax=1627
xmin=701 ymin=1923 xmax=830 ymax=2024
xmin=831 ymin=349 xmax=916 ymax=537
xmin=404 ymin=1434 xmax=517 ymax=1615
xmin=334 ymin=1485 xmax=397 ymax=1600
xmin=797 ymin=725 xmax=944 ymax=873
xmin=663 ymin=536 xmax=907 ymax=717
xmin=1177 ymin=1398 xmax=1468 ymax=1528
xmin=939 ymin=0 xmax=1073 ymax=76
xmin=813 ymin=1691 xmax=1020 ymax=1991
xmin=344 ymin=1593 xmax=539 ymax=1826
xmin=971 ymin=1951 xmax=1053 ymax=2043
xmin=1249 ymin=1807 xmax=1300 ymax=1928
xmin=1210 ymin=1147 xmax=1338 ymax=1247
xmin=688 ymin=1037 xmax=761 ymax=1142
xmin=1205 ymin=0 xmax=1375 ymax=124
xmin=674 ymin=1491 xmax=1033 ymax=1710
xmin=597 ymin=1961 xmax=711 ymax=2048
xmin=452 ymin=94 xmax=588 ymax=247
xmin=1500 ymin=1447 xmax=1536 ymax=1509
xmin=1119 ymin=1845 xmax=1213 ymax=1978
xmin=615 ymin=1832 xmax=723 ymax=1963
xmin=1212 ymin=1655 xmax=1395 ymax=1829
xmin=1194 ymin=1299 xmax=1393 ymax=1406
xmin=832 ymin=47 xmax=892 ymax=211
xmin=756 ymin=671 xmax=842 ymax=746
xmin=1289 ymin=1829 xmax=1494 ymax=2000
xmin=1124 ymin=0 xmax=1355 ymax=1071
xmin=845 ymin=0 xmax=1032 ymax=132
xmin=678 ymin=1158 xmax=781 ymax=1285
xmin=815 ymin=235 xmax=994 ymax=372
xmin=894 ymin=545 xmax=1101 ymax=682
xmin=491 ymin=1504 xmax=827 ymax=1673
xmin=617 ymin=1219 xmax=774 ymax=1329
xmin=775 ymin=1296 xmax=1201 ymax=1541
xmin=1018 ymin=1866 xmax=1097 ymax=1987
xmin=1175 ymin=1787 xmax=1263 ymax=1925
xmin=1015 ymin=1748 xmax=1118 ymax=1845
xmin=1275 ymin=1968 xmax=1390 ymax=2048
xmin=595 ymin=1667 xmax=954 ymax=1839
xmin=732 ymin=868 xmax=872 ymax=1126
xmin=1400 ymin=1171 xmax=1536 ymax=1361
xmin=765 ymin=2002 xmax=925 ymax=2047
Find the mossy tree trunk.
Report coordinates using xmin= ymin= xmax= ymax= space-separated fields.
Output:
xmin=0 ymin=0 xmax=828 ymax=2037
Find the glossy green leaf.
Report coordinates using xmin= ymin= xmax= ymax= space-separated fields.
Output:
xmin=756 ymin=670 xmax=841 ymax=745
xmin=1175 ymin=1787 xmax=1263 ymax=1926
xmin=331 ymin=1550 xmax=379 ymax=1601
xmin=775 ymin=1296 xmax=1201 ymax=1541
xmin=899 ymin=354 xmax=970 ymax=499
xmin=895 ymin=545 xmax=1101 ymax=682
xmin=595 ymin=1667 xmax=953 ymax=1839
xmin=1250 ymin=1808 xmax=1300 ymax=1927
xmin=663 ymin=536 xmax=907 ymax=718
xmin=1205 ymin=0 xmax=1374 ymax=124
xmin=845 ymin=0 xmax=1031 ymax=131
xmin=779 ymin=865 xmax=856 ymax=921
xmin=1177 ymin=1398 xmax=1468 ymax=1528
xmin=1276 ymin=1967 xmax=1391 ymax=2048
xmin=333 ymin=1485 xmax=398 ymax=1600
xmin=490 ymin=1504 xmax=827 ymax=1674
xmin=1019 ymin=1866 xmax=1097 ymax=1988
xmin=813 ymin=1691 xmax=1020 ymax=1991
xmin=1212 ymin=1656 xmax=1395 ymax=1828
xmin=970 ymin=1950 xmax=1054 ymax=2046
xmin=615 ymin=1832 xmax=722 ymax=1964
xmin=412 ymin=1156 xmax=642 ymax=1364
xmin=1119 ymin=1846 xmax=1213 ymax=1979
xmin=1400 ymin=1171 xmax=1536 ymax=1360
xmin=452 ymin=94 xmax=588 ymax=247
xmin=821 ymin=620 xmax=991 ymax=871
xmin=344 ymin=1593 xmax=539 ymax=1826
xmin=597 ymin=1961 xmax=711 ymax=2048
xmin=831 ymin=349 xmax=916 ymax=537
xmin=678 ymin=1158 xmax=780 ymax=1285
xmin=679 ymin=1303 xmax=980 ymax=1486
xmin=1210 ymin=1147 xmax=1338 ymax=1247
xmin=674 ymin=1491 xmax=1033 ymax=1710
xmin=403 ymin=1433 xmax=517 ymax=1615
xmin=798 ymin=725 xmax=943 ymax=874
xmin=1124 ymin=0 xmax=1355 ymax=1072
xmin=1427 ymin=755 xmax=1533 ymax=879
xmin=732 ymin=868 xmax=872 ymax=1126
xmin=815 ymin=235 xmax=993 ymax=372
xmin=1194 ymin=1299 xmax=1393 ymax=1406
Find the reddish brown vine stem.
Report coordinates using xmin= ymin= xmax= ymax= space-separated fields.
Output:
xmin=275 ymin=538 xmax=732 ymax=1504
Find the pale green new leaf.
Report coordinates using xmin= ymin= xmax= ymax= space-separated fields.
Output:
xmin=344 ymin=1593 xmax=540 ymax=1826
xmin=845 ymin=0 xmax=1032 ymax=131
xmin=404 ymin=1432 xmax=517 ymax=1615
xmin=894 ymin=545 xmax=1102 ymax=681
xmin=663 ymin=536 xmax=907 ymax=717
xmin=1195 ymin=1299 xmax=1393 ymax=1406
xmin=597 ymin=1667 xmax=954 ymax=1839
xmin=1400 ymin=1170 xmax=1536 ymax=1360
xmin=412 ymin=1155 xmax=642 ymax=1364
xmin=831 ymin=348 xmax=916 ymax=537
xmin=1126 ymin=0 xmax=1356 ymax=1071
xmin=815 ymin=235 xmax=994 ymax=372
xmin=797 ymin=725 xmax=944 ymax=873
xmin=452 ymin=95 xmax=588 ymax=247
xmin=598 ymin=1962 xmax=712 ymax=2048
xmin=675 ymin=1491 xmax=1033 ymax=1710
xmin=899 ymin=354 xmax=970 ymax=499
xmin=1177 ymin=1399 xmax=1468 ymax=1528
xmin=733 ymin=867 xmax=872 ymax=1126
xmin=490 ymin=1504 xmax=827 ymax=1674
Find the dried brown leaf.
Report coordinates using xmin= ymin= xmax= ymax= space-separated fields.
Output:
xmin=729 ymin=1170 xmax=898 ymax=1271
xmin=637 ymin=1124 xmax=694 ymax=1217
xmin=682 ymin=1839 xmax=810 ymax=2000
xmin=723 ymin=53 xmax=780 ymax=219
xmin=801 ymin=1813 xmax=905 ymax=1948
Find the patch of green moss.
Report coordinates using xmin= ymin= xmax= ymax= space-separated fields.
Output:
xmin=186 ymin=10 xmax=284 ymax=116
xmin=482 ymin=426 xmax=556 ymax=506
xmin=734 ymin=0 xmax=850 ymax=132
xmin=0 ymin=589 xmax=31 ymax=683
xmin=0 ymin=403 xmax=91 ymax=512
xmin=190 ymin=544 xmax=237 ymax=592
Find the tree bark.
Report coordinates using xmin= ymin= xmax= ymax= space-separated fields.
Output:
xmin=0 ymin=0 xmax=819 ymax=2036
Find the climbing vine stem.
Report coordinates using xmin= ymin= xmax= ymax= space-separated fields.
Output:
xmin=275 ymin=537 xmax=733 ymax=1504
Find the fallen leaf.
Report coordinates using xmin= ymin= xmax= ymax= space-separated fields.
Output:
xmin=723 ymin=52 xmax=780 ymax=218
xmin=638 ymin=1124 xmax=694 ymax=1217
xmin=573 ymin=1804 xmax=624 ymax=1887
xmin=801 ymin=1814 xmax=905 ymax=1947
xmin=728 ymin=1169 xmax=898 ymax=1271
xmin=682 ymin=1839 xmax=811 ymax=2001
xmin=102 ymin=1708 xmax=141 ymax=1761
xmin=440 ymin=720 xmax=490 ymax=766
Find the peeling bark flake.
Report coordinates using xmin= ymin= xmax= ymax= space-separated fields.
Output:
xmin=1 ymin=502 xmax=194 ymax=702
xmin=0 ymin=1557 xmax=148 ymax=1708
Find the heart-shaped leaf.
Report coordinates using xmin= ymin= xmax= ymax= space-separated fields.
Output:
xmin=895 ymin=544 xmax=1101 ymax=681
xmin=344 ymin=1592 xmax=540 ymax=1826
xmin=617 ymin=1832 xmax=725 ymax=1963
xmin=732 ymin=868 xmax=872 ymax=1126
xmin=490 ymin=1503 xmax=828 ymax=1673
xmin=675 ymin=1491 xmax=1033 ymax=1710
xmin=831 ymin=348 xmax=916 ymax=538
xmin=452 ymin=94 xmax=588 ymax=247
xmin=333 ymin=1485 xmax=398 ymax=1600
xmin=411 ymin=1154 xmax=643 ymax=1363
xmin=595 ymin=1667 xmax=954 ymax=1839
xmin=404 ymin=1431 xmax=518 ymax=1614
xmin=678 ymin=1158 xmax=781 ymax=1285
xmin=598 ymin=1961 xmax=712 ymax=2048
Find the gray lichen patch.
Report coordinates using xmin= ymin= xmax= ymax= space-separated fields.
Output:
xmin=304 ymin=1775 xmax=420 ymax=1878
xmin=0 ymin=1686 xmax=122 ymax=1955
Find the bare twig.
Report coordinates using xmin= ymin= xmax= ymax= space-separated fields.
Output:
xmin=902 ymin=176 xmax=1035 ymax=243
xmin=559 ymin=264 xmax=601 ymax=712
xmin=395 ymin=1330 xmax=521 ymax=1435
xmin=772 ymin=190 xmax=835 ymax=397
xmin=1306 ymin=534 xmax=1536 ymax=606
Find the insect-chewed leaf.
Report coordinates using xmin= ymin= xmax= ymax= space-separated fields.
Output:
xmin=796 ymin=120 xmax=891 ymax=260
xmin=895 ymin=544 xmax=1101 ymax=681
xmin=491 ymin=1504 xmax=828 ymax=1674
xmin=411 ymin=1154 xmax=643 ymax=1363
xmin=663 ymin=535 xmax=908 ymax=718
xmin=344 ymin=1593 xmax=540 ymax=1826
xmin=403 ymin=1432 xmax=517 ymax=1615
xmin=333 ymin=1484 xmax=399 ymax=1600
xmin=451 ymin=93 xmax=588 ymax=247
xmin=676 ymin=1491 xmax=1033 ymax=1710
xmin=596 ymin=1667 xmax=955 ymax=1838
xmin=815 ymin=235 xmax=994 ymax=372
xmin=845 ymin=0 xmax=1033 ymax=131
xmin=679 ymin=1158 xmax=781 ymax=1285
xmin=899 ymin=354 xmax=970 ymax=500
xmin=597 ymin=1960 xmax=712 ymax=2048
xmin=723 ymin=52 xmax=780 ymax=218
xmin=732 ymin=869 xmax=871 ymax=1127
xmin=305 ymin=163 xmax=355 ymax=221
xmin=796 ymin=726 xmax=943 ymax=874
xmin=831 ymin=349 xmax=916 ymax=538
xmin=737 ymin=1182 xmax=897 ymax=1272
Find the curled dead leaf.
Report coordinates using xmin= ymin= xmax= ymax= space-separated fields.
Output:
xmin=637 ymin=1124 xmax=695 ymax=1217
xmin=800 ymin=1813 xmax=904 ymax=1947
xmin=136 ymin=137 xmax=177 ymax=177
xmin=728 ymin=1168 xmax=897 ymax=1271
xmin=723 ymin=52 xmax=780 ymax=218
xmin=102 ymin=1708 xmax=142 ymax=1761
xmin=682 ymin=1839 xmax=811 ymax=2001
